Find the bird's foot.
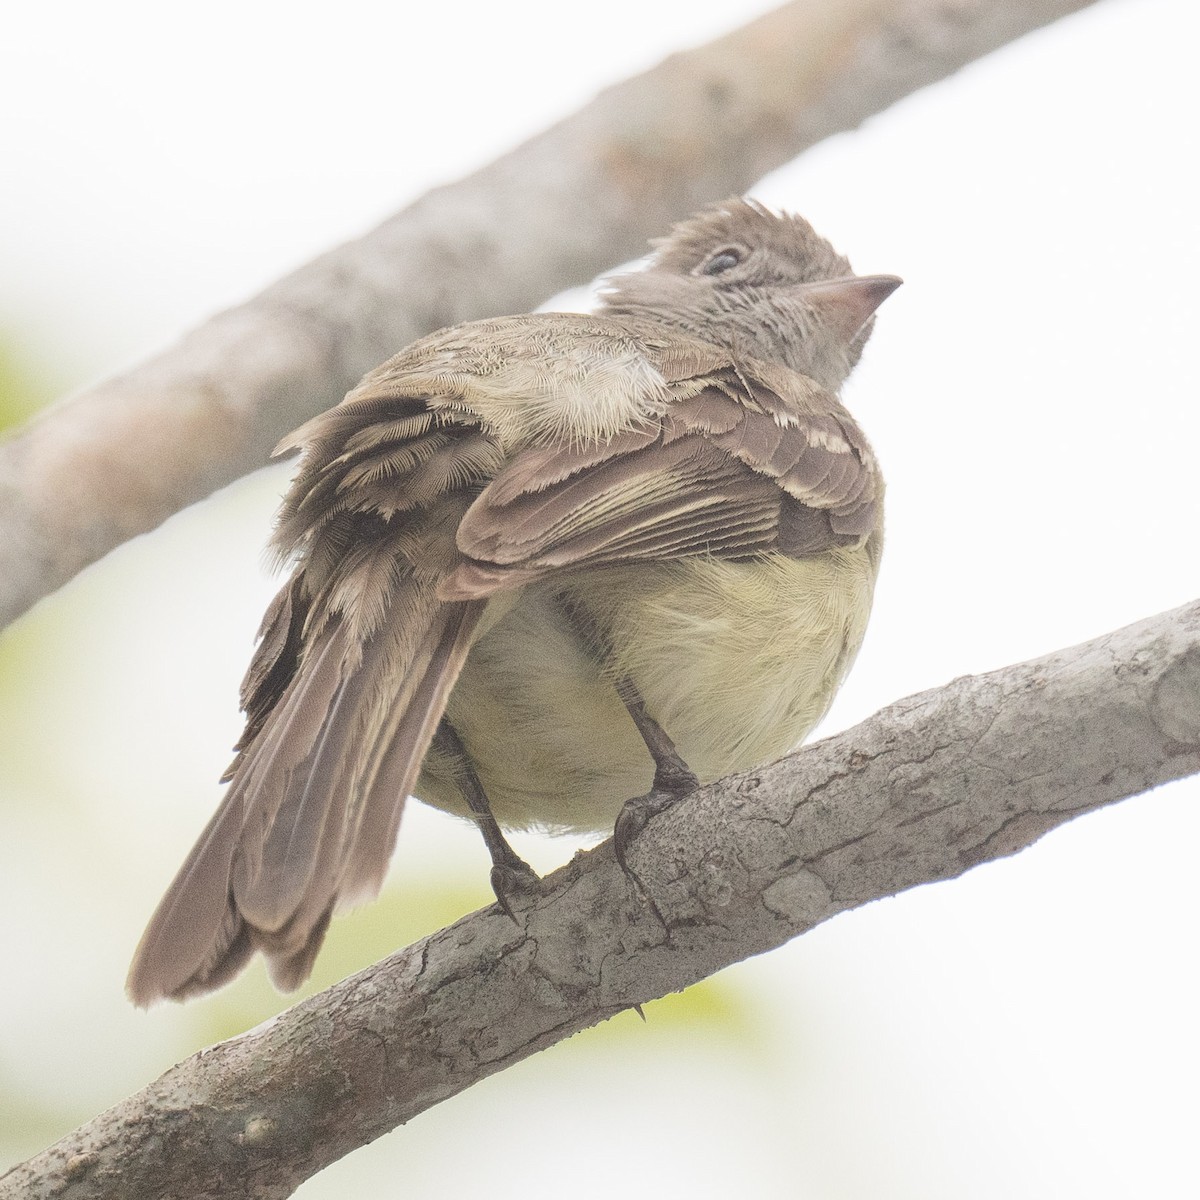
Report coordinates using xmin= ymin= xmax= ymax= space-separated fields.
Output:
xmin=613 ymin=767 xmax=699 ymax=934
xmin=489 ymin=851 xmax=542 ymax=924
xmin=614 ymin=786 xmax=690 ymax=876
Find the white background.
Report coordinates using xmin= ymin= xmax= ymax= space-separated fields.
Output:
xmin=1 ymin=1 xmax=1197 ymax=1196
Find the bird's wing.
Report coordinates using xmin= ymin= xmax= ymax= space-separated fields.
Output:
xmin=441 ymin=353 xmax=881 ymax=600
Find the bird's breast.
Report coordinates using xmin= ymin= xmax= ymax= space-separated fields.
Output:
xmin=419 ymin=547 xmax=878 ymax=833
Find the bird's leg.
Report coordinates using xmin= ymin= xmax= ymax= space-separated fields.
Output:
xmin=611 ymin=676 xmax=699 ymax=875
xmin=554 ymin=593 xmax=699 ymax=877
xmin=432 ymin=721 xmax=540 ymax=920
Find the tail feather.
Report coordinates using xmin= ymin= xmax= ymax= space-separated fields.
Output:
xmin=225 ymin=621 xmax=351 ymax=914
xmin=261 ymin=903 xmax=335 ymax=993
xmin=125 ymin=788 xmax=250 ymax=1006
xmin=232 ymin=629 xmax=371 ymax=930
xmin=125 ymin=620 xmax=349 ymax=1004
xmin=342 ymin=602 xmax=483 ymax=903
xmin=126 ymin=599 xmax=482 ymax=1005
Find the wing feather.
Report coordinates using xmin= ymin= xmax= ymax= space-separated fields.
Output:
xmin=445 ymin=362 xmax=880 ymax=599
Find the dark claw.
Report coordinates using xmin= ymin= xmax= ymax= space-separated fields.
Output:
xmin=613 ymin=786 xmax=691 ymax=876
xmin=613 ymin=779 xmax=697 ymax=941
xmin=489 ymin=857 xmax=542 ymax=924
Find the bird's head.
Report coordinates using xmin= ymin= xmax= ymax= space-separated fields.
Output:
xmin=600 ymin=198 xmax=900 ymax=392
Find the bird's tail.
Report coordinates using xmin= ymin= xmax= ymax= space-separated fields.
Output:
xmin=126 ymin=595 xmax=482 ymax=1005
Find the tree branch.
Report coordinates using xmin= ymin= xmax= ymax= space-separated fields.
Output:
xmin=0 ymin=0 xmax=1097 ymax=631
xmin=5 ymin=599 xmax=1197 ymax=1200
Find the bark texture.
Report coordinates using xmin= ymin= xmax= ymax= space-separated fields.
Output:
xmin=0 ymin=0 xmax=1097 ymax=630
xmin=5 ymin=599 xmax=1197 ymax=1200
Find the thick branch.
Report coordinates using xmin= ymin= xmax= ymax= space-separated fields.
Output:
xmin=6 ymin=599 xmax=1197 ymax=1200
xmin=0 ymin=0 xmax=1097 ymax=630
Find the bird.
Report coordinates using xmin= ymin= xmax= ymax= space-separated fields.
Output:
xmin=126 ymin=198 xmax=899 ymax=1004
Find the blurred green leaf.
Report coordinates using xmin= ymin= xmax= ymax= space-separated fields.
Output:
xmin=0 ymin=336 xmax=55 ymax=433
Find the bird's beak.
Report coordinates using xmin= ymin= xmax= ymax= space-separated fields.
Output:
xmin=796 ymin=274 xmax=902 ymax=347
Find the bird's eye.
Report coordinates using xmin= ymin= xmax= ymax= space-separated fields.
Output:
xmin=698 ymin=248 xmax=743 ymax=276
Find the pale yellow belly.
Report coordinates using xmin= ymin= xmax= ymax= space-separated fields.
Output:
xmin=416 ymin=547 xmax=878 ymax=833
